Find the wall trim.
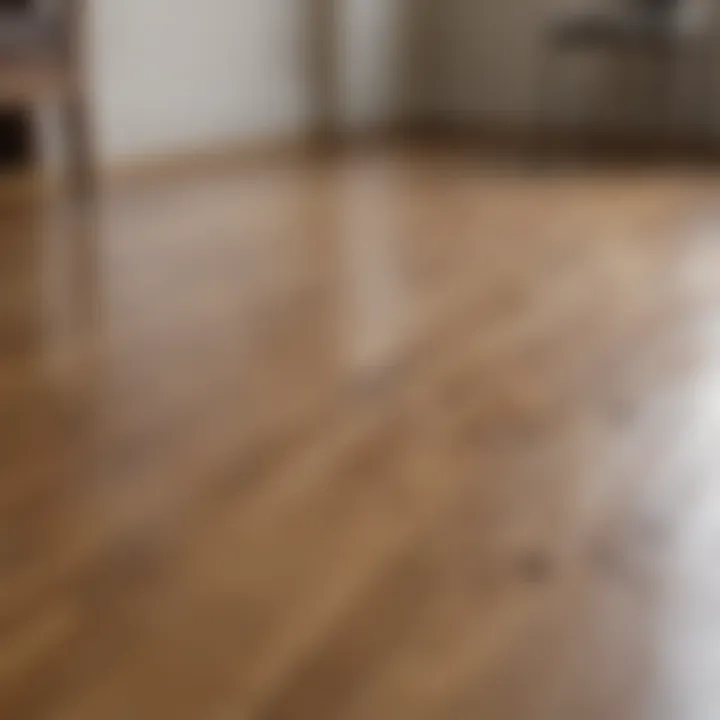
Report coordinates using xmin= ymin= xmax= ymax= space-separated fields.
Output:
xmin=1 ymin=121 xmax=718 ymax=202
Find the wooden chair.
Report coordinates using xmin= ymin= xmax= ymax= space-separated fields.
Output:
xmin=533 ymin=0 xmax=716 ymax=159
xmin=0 ymin=0 xmax=93 ymax=194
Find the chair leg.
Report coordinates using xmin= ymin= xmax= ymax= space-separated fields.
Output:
xmin=529 ymin=42 xmax=561 ymax=165
xmin=581 ymin=50 xmax=607 ymax=161
xmin=593 ymin=48 xmax=629 ymax=162
xmin=696 ymin=39 xmax=717 ymax=157
xmin=647 ymin=43 xmax=677 ymax=156
xmin=61 ymin=91 xmax=95 ymax=199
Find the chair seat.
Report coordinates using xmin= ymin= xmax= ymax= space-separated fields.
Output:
xmin=549 ymin=7 xmax=701 ymax=47
xmin=0 ymin=11 xmax=69 ymax=102
xmin=0 ymin=59 xmax=71 ymax=102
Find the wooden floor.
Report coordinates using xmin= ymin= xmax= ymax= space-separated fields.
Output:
xmin=2 ymin=149 xmax=720 ymax=719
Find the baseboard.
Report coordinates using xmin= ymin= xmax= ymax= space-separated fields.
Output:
xmin=102 ymin=124 xmax=419 ymax=186
xmin=425 ymin=120 xmax=720 ymax=164
xmin=1 ymin=122 xmax=717 ymax=204
xmin=103 ymin=134 xmax=312 ymax=185
xmin=0 ymin=131 xmax=337 ymax=201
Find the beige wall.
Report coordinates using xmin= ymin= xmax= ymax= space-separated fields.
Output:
xmin=87 ymin=0 xmax=720 ymax=161
xmin=92 ymin=0 xmax=313 ymax=159
xmin=91 ymin=0 xmax=419 ymax=160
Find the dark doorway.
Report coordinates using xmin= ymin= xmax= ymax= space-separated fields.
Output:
xmin=0 ymin=0 xmax=33 ymax=169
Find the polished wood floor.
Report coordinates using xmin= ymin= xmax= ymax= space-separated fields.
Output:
xmin=2 ymin=150 xmax=720 ymax=719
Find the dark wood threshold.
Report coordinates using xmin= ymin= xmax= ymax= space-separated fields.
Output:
xmin=3 ymin=121 xmax=719 ymax=205
xmin=406 ymin=121 xmax=720 ymax=166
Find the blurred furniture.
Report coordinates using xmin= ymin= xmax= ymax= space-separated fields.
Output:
xmin=534 ymin=0 xmax=715 ymax=157
xmin=0 ymin=0 xmax=93 ymax=193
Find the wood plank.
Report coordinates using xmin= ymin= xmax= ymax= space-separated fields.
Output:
xmin=1 ymin=149 xmax=719 ymax=719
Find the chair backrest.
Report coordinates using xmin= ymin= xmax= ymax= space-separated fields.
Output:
xmin=630 ymin=0 xmax=681 ymax=17
xmin=636 ymin=0 xmax=679 ymax=11
xmin=40 ymin=0 xmax=84 ymax=51
xmin=0 ymin=0 xmax=85 ymax=61
xmin=629 ymin=0 xmax=712 ymax=33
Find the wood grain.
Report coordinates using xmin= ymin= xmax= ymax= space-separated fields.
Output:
xmin=1 ymin=149 xmax=720 ymax=719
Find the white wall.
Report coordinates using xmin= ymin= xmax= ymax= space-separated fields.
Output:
xmin=90 ymin=0 xmax=410 ymax=161
xmin=92 ymin=0 xmax=311 ymax=159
